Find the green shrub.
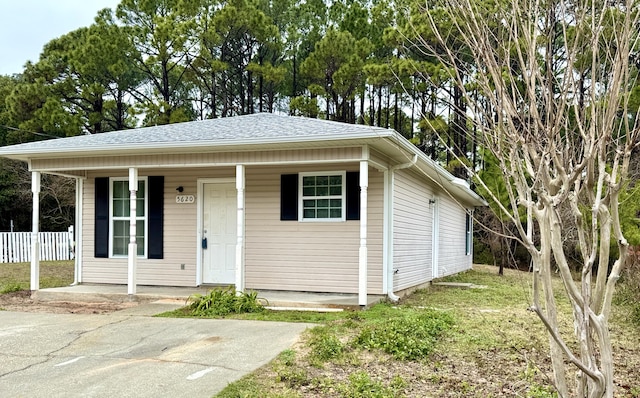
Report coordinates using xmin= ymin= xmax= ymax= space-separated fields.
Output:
xmin=353 ymin=308 xmax=453 ymax=360
xmin=235 ymin=290 xmax=268 ymax=313
xmin=187 ymin=286 xmax=265 ymax=316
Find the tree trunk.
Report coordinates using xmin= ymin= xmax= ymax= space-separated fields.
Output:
xmin=377 ymin=86 xmax=382 ymax=127
xmin=531 ymin=209 xmax=569 ymax=397
xmin=370 ymin=86 xmax=375 ymax=126
xmin=359 ymin=88 xmax=365 ymax=124
xmin=258 ymin=74 xmax=264 ymax=113
xmin=247 ymin=69 xmax=254 ymax=114
xmin=292 ymin=53 xmax=298 ymax=99
xmin=394 ymin=91 xmax=399 ymax=133
xmin=385 ymin=88 xmax=390 ymax=128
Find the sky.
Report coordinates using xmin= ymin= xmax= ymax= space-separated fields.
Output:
xmin=0 ymin=0 xmax=122 ymax=76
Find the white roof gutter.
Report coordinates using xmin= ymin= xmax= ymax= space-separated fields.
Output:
xmin=388 ymin=133 xmax=487 ymax=207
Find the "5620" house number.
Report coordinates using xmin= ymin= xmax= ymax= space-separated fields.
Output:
xmin=175 ymin=195 xmax=195 ymax=204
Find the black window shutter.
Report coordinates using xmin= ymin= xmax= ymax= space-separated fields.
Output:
xmin=148 ymin=176 xmax=164 ymax=259
xmin=346 ymin=172 xmax=360 ymax=220
xmin=280 ymin=174 xmax=298 ymax=220
xmin=94 ymin=177 xmax=109 ymax=258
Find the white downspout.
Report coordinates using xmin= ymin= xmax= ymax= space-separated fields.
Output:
xmin=386 ymin=154 xmax=418 ymax=302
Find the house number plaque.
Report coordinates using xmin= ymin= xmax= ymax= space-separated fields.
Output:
xmin=175 ymin=195 xmax=195 ymax=204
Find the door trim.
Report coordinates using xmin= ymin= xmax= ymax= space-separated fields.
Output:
xmin=196 ymin=178 xmax=235 ymax=286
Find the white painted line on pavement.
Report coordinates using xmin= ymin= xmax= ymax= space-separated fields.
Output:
xmin=54 ymin=356 xmax=85 ymax=367
xmin=187 ymin=367 xmax=215 ymax=380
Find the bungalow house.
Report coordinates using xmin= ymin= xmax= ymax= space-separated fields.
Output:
xmin=0 ymin=113 xmax=485 ymax=305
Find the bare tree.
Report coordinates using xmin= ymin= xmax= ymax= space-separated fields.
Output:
xmin=407 ymin=0 xmax=640 ymax=396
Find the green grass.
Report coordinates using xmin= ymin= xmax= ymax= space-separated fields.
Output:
xmin=0 ymin=261 xmax=74 ymax=293
xmin=211 ymin=264 xmax=638 ymax=397
xmin=158 ymin=305 xmax=351 ymax=323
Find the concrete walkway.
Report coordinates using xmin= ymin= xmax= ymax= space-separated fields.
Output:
xmin=33 ymin=284 xmax=384 ymax=310
xmin=0 ymin=310 xmax=312 ymax=398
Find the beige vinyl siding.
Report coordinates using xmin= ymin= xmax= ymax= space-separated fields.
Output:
xmin=80 ymin=157 xmax=383 ymax=292
xmin=82 ymin=168 xmax=234 ymax=287
xmin=392 ymin=169 xmax=433 ymax=291
xmin=32 ymin=147 xmax=362 ymax=171
xmin=369 ymin=148 xmax=392 ymax=169
xmin=244 ymin=164 xmax=384 ymax=294
xmin=437 ymin=196 xmax=472 ymax=277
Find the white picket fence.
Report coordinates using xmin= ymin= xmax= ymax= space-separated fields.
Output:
xmin=0 ymin=227 xmax=74 ymax=263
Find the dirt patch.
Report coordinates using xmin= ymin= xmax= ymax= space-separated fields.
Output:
xmin=0 ymin=290 xmax=138 ymax=314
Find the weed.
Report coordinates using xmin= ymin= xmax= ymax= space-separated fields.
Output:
xmin=335 ymin=371 xmax=405 ymax=398
xmin=187 ymin=286 xmax=265 ymax=316
xmin=526 ymin=384 xmax=558 ymax=398
xmin=272 ymin=349 xmax=310 ymax=388
xmin=307 ymin=326 xmax=344 ymax=363
xmin=0 ymin=280 xmax=24 ymax=294
xmin=275 ymin=366 xmax=309 ymax=388
xmin=522 ymin=362 xmax=558 ymax=397
xmin=278 ymin=349 xmax=296 ymax=366
xmin=389 ymin=375 xmax=408 ymax=391
xmin=458 ymin=380 xmax=474 ymax=394
xmin=353 ymin=307 xmax=454 ymax=360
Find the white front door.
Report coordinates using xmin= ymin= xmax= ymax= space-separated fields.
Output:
xmin=202 ymin=183 xmax=237 ymax=284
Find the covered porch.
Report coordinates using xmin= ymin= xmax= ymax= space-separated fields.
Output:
xmin=27 ymin=153 xmax=380 ymax=306
xmin=31 ymin=284 xmax=385 ymax=311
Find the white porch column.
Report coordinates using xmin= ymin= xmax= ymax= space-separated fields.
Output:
xmin=127 ymin=167 xmax=138 ymax=295
xmin=30 ymin=171 xmax=41 ymax=291
xmin=235 ymin=165 xmax=246 ymax=293
xmin=74 ymin=178 xmax=83 ymax=284
xmin=358 ymin=161 xmax=369 ymax=306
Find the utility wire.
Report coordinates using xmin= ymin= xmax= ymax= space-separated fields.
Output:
xmin=0 ymin=125 xmax=60 ymax=139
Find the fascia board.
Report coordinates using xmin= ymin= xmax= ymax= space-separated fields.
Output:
xmin=0 ymin=132 xmax=395 ymax=161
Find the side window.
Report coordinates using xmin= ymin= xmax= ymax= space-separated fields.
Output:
xmin=299 ymin=172 xmax=346 ymax=221
xmin=280 ymin=172 xmax=360 ymax=222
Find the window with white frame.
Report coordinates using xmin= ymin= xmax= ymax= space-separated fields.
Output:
xmin=299 ymin=172 xmax=346 ymax=221
xmin=111 ymin=178 xmax=147 ymax=257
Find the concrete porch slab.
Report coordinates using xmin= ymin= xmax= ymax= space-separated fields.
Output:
xmin=32 ymin=284 xmax=385 ymax=310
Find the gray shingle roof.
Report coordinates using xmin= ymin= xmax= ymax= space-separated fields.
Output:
xmin=0 ymin=113 xmax=393 ymax=154
xmin=0 ymin=112 xmax=486 ymax=206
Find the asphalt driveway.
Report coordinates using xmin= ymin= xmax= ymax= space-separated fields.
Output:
xmin=0 ymin=309 xmax=311 ymax=397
